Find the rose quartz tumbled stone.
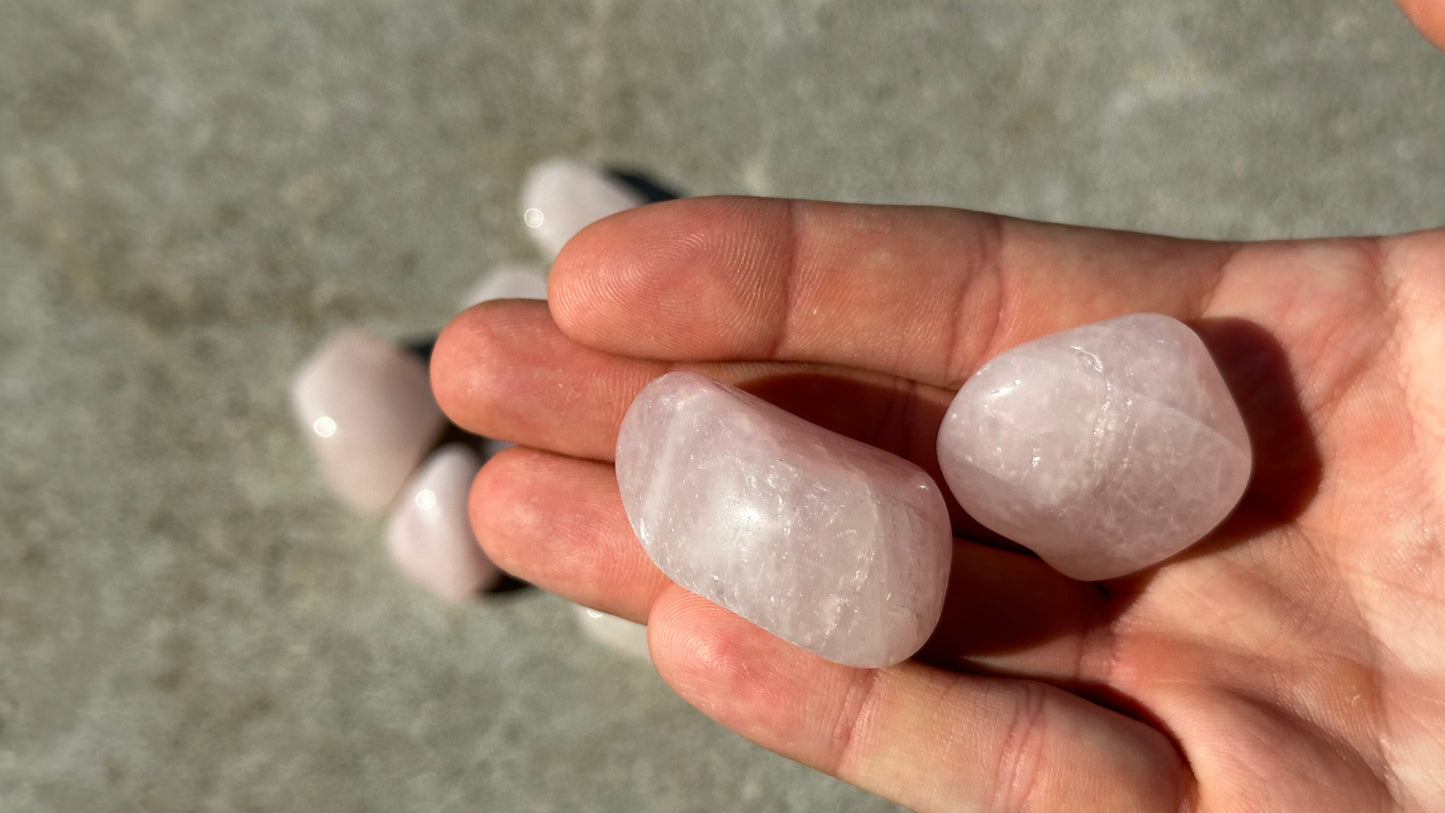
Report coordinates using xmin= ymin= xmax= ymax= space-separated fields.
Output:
xmin=574 ymin=605 xmax=651 ymax=661
xmin=291 ymin=331 xmax=447 ymax=513
xmin=616 ymin=372 xmax=952 ymax=668
xmin=937 ymin=313 xmax=1252 ymax=581
xmin=520 ymin=159 xmax=644 ymax=259
xmin=386 ymin=444 xmax=501 ymax=602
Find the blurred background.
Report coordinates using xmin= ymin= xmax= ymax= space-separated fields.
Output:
xmin=2 ymin=1 xmax=1442 ymax=811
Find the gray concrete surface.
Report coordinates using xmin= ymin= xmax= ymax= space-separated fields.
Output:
xmin=1 ymin=1 xmax=1442 ymax=811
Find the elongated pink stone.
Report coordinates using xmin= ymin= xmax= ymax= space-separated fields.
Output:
xmin=937 ymin=314 xmax=1252 ymax=581
xmin=616 ymin=372 xmax=952 ymax=668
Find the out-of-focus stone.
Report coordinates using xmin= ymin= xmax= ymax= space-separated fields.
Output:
xmin=937 ymin=313 xmax=1252 ymax=581
xmin=291 ymin=331 xmax=447 ymax=513
xmin=520 ymin=159 xmax=645 ymax=258
xmin=387 ymin=444 xmax=500 ymax=602
xmin=616 ymin=372 xmax=952 ymax=669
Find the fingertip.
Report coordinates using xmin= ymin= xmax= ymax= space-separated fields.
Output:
xmin=430 ymin=299 xmax=555 ymax=438
xmin=466 ymin=445 xmax=537 ymax=572
xmin=649 ymin=588 xmax=778 ymax=701
xmin=431 ymin=302 xmax=495 ymax=431
xmin=468 ymin=447 xmax=611 ymax=588
xmin=547 ymin=198 xmax=686 ymax=348
xmin=468 ymin=448 xmax=669 ymax=620
xmin=549 ymin=196 xmax=791 ymax=358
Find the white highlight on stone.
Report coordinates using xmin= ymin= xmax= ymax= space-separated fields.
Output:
xmin=387 ymin=444 xmax=500 ymax=602
xmin=519 ymin=158 xmax=644 ymax=259
xmin=291 ymin=331 xmax=446 ymax=512
xmin=574 ymin=606 xmax=651 ymax=660
xmin=616 ymin=372 xmax=953 ymax=669
xmin=460 ymin=264 xmax=549 ymax=308
xmin=937 ymin=313 xmax=1252 ymax=581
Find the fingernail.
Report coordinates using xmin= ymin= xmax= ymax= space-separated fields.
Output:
xmin=520 ymin=158 xmax=644 ymax=259
xmin=461 ymin=264 xmax=548 ymax=308
xmin=386 ymin=444 xmax=500 ymax=602
xmin=291 ymin=330 xmax=446 ymax=513
xmin=573 ymin=605 xmax=650 ymax=660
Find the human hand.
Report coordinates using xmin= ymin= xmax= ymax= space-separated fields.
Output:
xmin=432 ymin=194 xmax=1444 ymax=810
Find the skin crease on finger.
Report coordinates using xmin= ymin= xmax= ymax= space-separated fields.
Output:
xmin=434 ymin=212 xmax=1445 ymax=810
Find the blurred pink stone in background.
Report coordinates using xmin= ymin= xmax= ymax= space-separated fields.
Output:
xmin=291 ymin=331 xmax=447 ymax=513
xmin=937 ymin=313 xmax=1252 ymax=581
xmin=387 ymin=444 xmax=501 ymax=602
xmin=520 ymin=159 xmax=645 ymax=259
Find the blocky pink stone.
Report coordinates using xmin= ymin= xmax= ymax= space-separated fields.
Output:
xmin=616 ymin=372 xmax=952 ymax=669
xmin=387 ymin=444 xmax=500 ymax=602
xmin=936 ymin=314 xmax=1252 ymax=581
xmin=520 ymin=159 xmax=643 ymax=259
xmin=291 ymin=331 xmax=446 ymax=513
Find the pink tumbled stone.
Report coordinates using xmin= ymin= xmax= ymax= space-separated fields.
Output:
xmin=937 ymin=313 xmax=1252 ymax=581
xmin=291 ymin=331 xmax=447 ymax=513
xmin=520 ymin=159 xmax=643 ymax=259
xmin=387 ymin=444 xmax=501 ymax=602
xmin=574 ymin=605 xmax=651 ymax=661
xmin=460 ymin=264 xmax=548 ymax=308
xmin=616 ymin=372 xmax=952 ymax=669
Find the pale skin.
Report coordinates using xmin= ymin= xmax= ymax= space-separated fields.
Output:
xmin=432 ymin=9 xmax=1445 ymax=810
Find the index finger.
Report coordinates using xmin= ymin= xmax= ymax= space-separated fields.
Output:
xmin=549 ymin=197 xmax=1234 ymax=388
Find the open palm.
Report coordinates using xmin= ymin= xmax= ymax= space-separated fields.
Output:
xmin=433 ymin=196 xmax=1444 ymax=811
